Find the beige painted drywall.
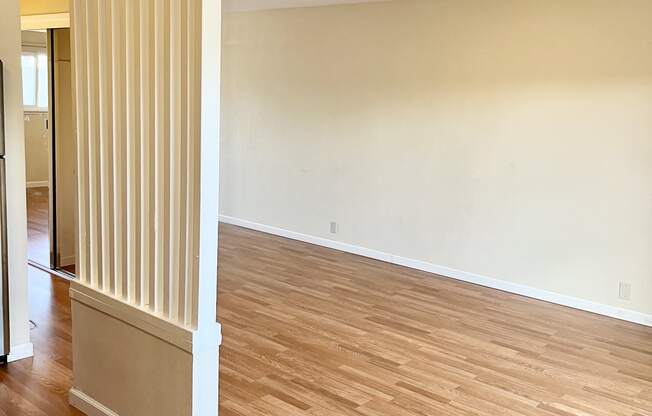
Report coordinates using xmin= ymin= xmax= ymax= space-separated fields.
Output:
xmin=53 ymin=28 xmax=75 ymax=267
xmin=71 ymin=299 xmax=193 ymax=416
xmin=20 ymin=1 xmax=70 ymax=30
xmin=220 ymin=0 xmax=652 ymax=316
xmin=23 ymin=112 xmax=49 ymax=185
xmin=22 ymin=31 xmax=49 ymax=187
xmin=20 ymin=0 xmax=69 ymax=16
xmin=1 ymin=0 xmax=31 ymax=351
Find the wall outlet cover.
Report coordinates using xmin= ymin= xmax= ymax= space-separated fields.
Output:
xmin=618 ymin=282 xmax=631 ymax=301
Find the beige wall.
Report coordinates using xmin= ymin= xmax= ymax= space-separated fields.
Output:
xmin=20 ymin=0 xmax=69 ymax=16
xmin=1 ymin=0 xmax=31 ymax=352
xmin=221 ymin=0 xmax=652 ymax=316
xmin=71 ymin=298 xmax=193 ymax=416
xmin=22 ymin=30 xmax=49 ymax=187
xmin=23 ymin=112 xmax=49 ymax=185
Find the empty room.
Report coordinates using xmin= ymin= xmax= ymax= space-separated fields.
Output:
xmin=216 ymin=1 xmax=652 ymax=415
xmin=0 ymin=0 xmax=651 ymax=415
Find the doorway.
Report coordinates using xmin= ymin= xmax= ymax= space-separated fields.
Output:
xmin=21 ymin=28 xmax=76 ymax=277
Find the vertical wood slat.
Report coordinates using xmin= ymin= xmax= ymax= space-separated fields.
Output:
xmin=72 ymin=0 xmax=90 ymax=286
xmin=169 ymin=0 xmax=181 ymax=321
xmin=185 ymin=0 xmax=201 ymax=327
xmin=154 ymin=0 xmax=170 ymax=317
xmin=72 ymin=0 xmax=202 ymax=328
xmin=169 ymin=0 xmax=186 ymax=322
xmin=85 ymin=0 xmax=102 ymax=290
xmin=125 ymin=0 xmax=141 ymax=305
xmin=111 ymin=0 xmax=127 ymax=299
xmin=140 ymin=0 xmax=154 ymax=310
xmin=98 ymin=0 xmax=114 ymax=294
xmin=178 ymin=0 xmax=189 ymax=325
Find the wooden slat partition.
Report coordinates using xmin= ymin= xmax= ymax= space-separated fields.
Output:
xmin=71 ymin=0 xmax=202 ymax=328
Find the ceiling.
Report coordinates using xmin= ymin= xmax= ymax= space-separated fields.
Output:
xmin=223 ymin=0 xmax=388 ymax=12
xmin=19 ymin=0 xmax=386 ymax=17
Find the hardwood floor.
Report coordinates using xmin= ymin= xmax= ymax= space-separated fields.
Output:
xmin=26 ymin=187 xmax=50 ymax=266
xmin=1 ymin=223 xmax=651 ymax=415
xmin=25 ymin=187 xmax=76 ymax=276
xmin=218 ymin=224 xmax=652 ymax=416
xmin=0 ymin=268 xmax=84 ymax=416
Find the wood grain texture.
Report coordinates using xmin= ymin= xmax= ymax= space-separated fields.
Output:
xmin=27 ymin=186 xmax=76 ymax=275
xmin=26 ymin=187 xmax=50 ymax=266
xmin=217 ymin=224 xmax=652 ymax=416
xmin=2 ymin=224 xmax=651 ymax=415
xmin=0 ymin=268 xmax=84 ymax=416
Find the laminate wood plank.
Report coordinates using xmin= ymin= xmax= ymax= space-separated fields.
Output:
xmin=217 ymin=224 xmax=652 ymax=416
xmin=0 ymin=269 xmax=85 ymax=416
xmin=25 ymin=187 xmax=49 ymax=266
xmin=2 ymin=222 xmax=651 ymax=416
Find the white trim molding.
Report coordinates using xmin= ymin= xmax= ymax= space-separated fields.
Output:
xmin=21 ymin=13 xmax=70 ymax=30
xmin=7 ymin=342 xmax=34 ymax=362
xmin=220 ymin=215 xmax=652 ymax=328
xmin=70 ymin=389 xmax=120 ymax=416
xmin=26 ymin=181 xmax=48 ymax=188
xmin=69 ymin=282 xmax=195 ymax=353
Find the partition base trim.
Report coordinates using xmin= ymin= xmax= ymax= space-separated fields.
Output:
xmin=70 ymin=281 xmax=193 ymax=352
xmin=70 ymin=389 xmax=120 ymax=416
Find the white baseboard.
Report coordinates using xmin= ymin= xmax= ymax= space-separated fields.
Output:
xmin=70 ymin=388 xmax=120 ymax=416
xmin=26 ymin=181 xmax=48 ymax=188
xmin=219 ymin=215 xmax=652 ymax=328
xmin=8 ymin=342 xmax=34 ymax=362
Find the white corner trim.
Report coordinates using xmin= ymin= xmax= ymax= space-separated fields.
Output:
xmin=7 ymin=342 xmax=34 ymax=362
xmin=70 ymin=389 xmax=120 ymax=416
xmin=219 ymin=215 xmax=652 ymax=328
xmin=26 ymin=181 xmax=48 ymax=188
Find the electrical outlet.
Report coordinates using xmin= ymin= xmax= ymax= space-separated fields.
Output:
xmin=330 ymin=221 xmax=338 ymax=234
xmin=618 ymin=282 xmax=631 ymax=301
